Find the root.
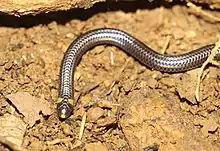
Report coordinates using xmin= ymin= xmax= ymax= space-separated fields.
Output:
xmin=195 ymin=40 xmax=220 ymax=101
xmin=187 ymin=2 xmax=220 ymax=22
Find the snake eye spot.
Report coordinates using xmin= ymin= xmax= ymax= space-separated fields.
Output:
xmin=57 ymin=100 xmax=73 ymax=119
xmin=57 ymin=107 xmax=67 ymax=119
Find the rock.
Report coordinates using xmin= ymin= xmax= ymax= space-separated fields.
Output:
xmin=0 ymin=114 xmax=27 ymax=146
xmin=87 ymin=107 xmax=105 ymax=123
xmin=146 ymin=77 xmax=158 ymax=89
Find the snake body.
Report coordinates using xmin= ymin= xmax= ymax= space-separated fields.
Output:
xmin=57 ymin=28 xmax=220 ymax=119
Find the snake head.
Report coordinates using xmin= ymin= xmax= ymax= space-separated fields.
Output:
xmin=57 ymin=98 xmax=74 ymax=119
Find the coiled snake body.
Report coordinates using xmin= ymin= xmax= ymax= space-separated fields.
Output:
xmin=57 ymin=28 xmax=220 ymax=119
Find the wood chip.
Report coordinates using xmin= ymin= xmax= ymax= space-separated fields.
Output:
xmin=6 ymin=92 xmax=52 ymax=126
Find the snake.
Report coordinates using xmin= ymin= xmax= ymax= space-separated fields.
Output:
xmin=57 ymin=28 xmax=220 ymax=119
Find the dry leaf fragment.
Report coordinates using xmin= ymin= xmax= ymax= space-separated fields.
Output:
xmin=6 ymin=92 xmax=52 ymax=126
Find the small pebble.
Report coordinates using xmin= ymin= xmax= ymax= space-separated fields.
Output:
xmin=146 ymin=77 xmax=158 ymax=89
xmin=4 ymin=61 xmax=13 ymax=70
xmin=87 ymin=107 xmax=105 ymax=123
xmin=97 ymin=116 xmax=116 ymax=127
xmin=66 ymin=33 xmax=75 ymax=38
xmin=61 ymin=123 xmax=72 ymax=136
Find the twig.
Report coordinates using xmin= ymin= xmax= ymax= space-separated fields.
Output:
xmin=79 ymin=112 xmax=87 ymax=140
xmin=187 ymin=2 xmax=220 ymax=22
xmin=110 ymin=51 xmax=114 ymax=65
xmin=46 ymin=138 xmax=73 ymax=145
xmin=0 ymin=136 xmax=28 ymax=151
xmin=195 ymin=40 xmax=220 ymax=101
xmin=161 ymin=35 xmax=171 ymax=54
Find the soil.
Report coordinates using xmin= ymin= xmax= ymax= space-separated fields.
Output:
xmin=0 ymin=1 xmax=220 ymax=151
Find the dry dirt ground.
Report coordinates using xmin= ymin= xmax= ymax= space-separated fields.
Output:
xmin=0 ymin=1 xmax=220 ymax=151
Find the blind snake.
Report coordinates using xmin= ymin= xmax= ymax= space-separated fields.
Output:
xmin=57 ymin=28 xmax=220 ymax=119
